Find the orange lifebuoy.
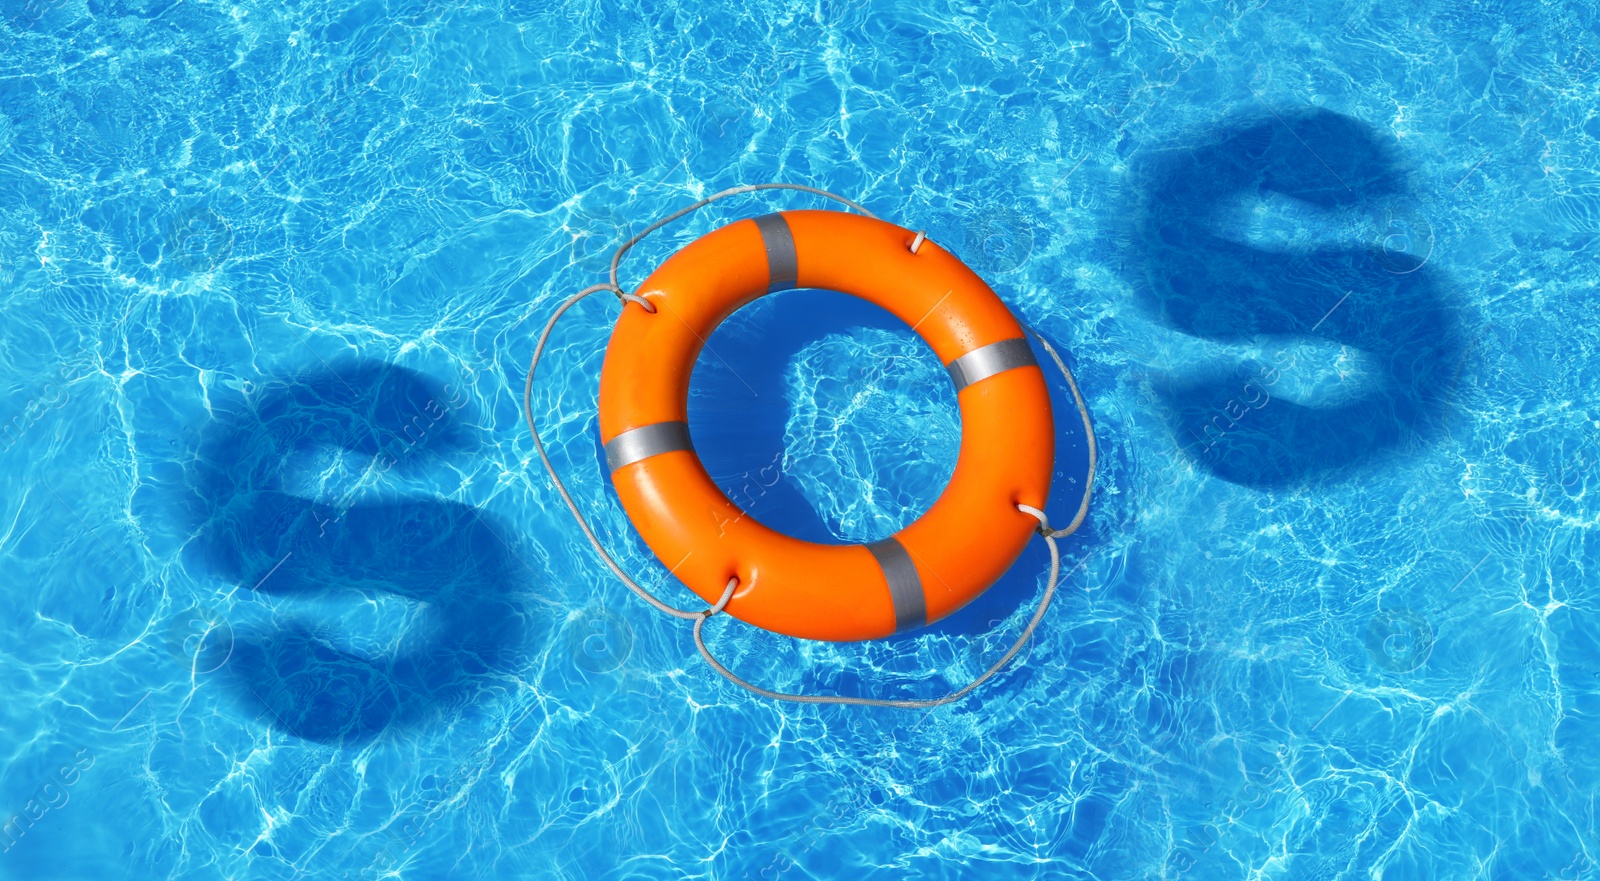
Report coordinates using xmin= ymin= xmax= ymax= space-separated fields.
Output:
xmin=597 ymin=209 xmax=1054 ymax=642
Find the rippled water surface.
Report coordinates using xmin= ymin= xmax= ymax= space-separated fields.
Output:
xmin=2 ymin=1 xmax=1598 ymax=879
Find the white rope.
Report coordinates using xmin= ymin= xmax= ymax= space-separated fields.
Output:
xmin=523 ymin=283 xmax=703 ymax=621
xmin=1024 ymin=327 xmax=1098 ymax=538
xmin=524 ymin=183 xmax=1098 ymax=707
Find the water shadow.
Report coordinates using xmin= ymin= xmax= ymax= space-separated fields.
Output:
xmin=1125 ymin=108 xmax=1464 ymax=487
xmin=189 ymin=357 xmax=536 ymax=745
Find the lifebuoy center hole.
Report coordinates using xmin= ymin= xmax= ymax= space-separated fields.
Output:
xmin=684 ymin=289 xmax=961 ymax=545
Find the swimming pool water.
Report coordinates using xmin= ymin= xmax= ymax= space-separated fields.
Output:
xmin=2 ymin=0 xmax=1598 ymax=878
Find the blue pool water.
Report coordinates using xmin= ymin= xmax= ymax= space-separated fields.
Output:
xmin=2 ymin=0 xmax=1598 ymax=878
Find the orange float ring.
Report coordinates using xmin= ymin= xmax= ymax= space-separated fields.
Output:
xmin=597 ymin=209 xmax=1054 ymax=642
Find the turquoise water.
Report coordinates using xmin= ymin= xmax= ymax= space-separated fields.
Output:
xmin=3 ymin=0 xmax=1598 ymax=878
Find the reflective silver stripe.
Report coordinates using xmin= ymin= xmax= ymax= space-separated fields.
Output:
xmin=604 ymin=422 xmax=693 ymax=472
xmin=865 ymin=537 xmax=926 ymax=633
xmin=946 ymin=337 xmax=1037 ymax=393
xmin=752 ymin=213 xmax=798 ymax=292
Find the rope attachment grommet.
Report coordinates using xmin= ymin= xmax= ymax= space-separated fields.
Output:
xmin=909 ymin=230 xmax=927 ymax=254
xmin=619 ymin=291 xmax=656 ymax=313
xmin=1016 ymin=503 xmax=1051 ymax=535
xmin=1017 ymin=502 xmax=1082 ymax=539
xmin=704 ymin=577 xmax=738 ymax=619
